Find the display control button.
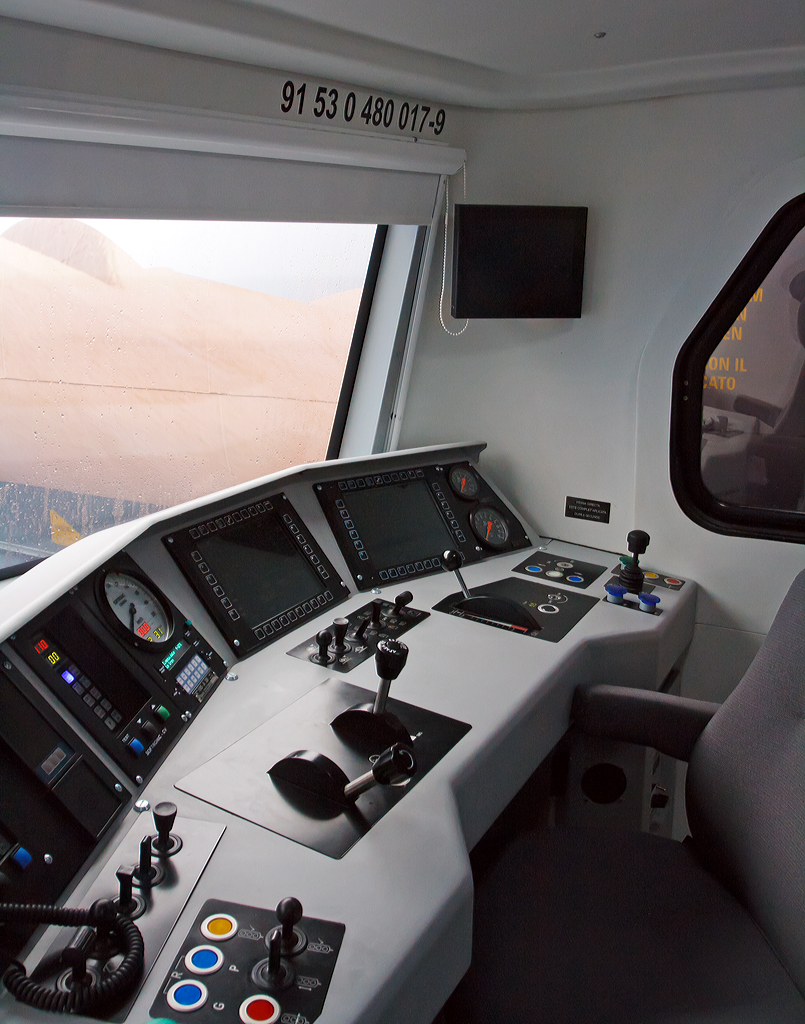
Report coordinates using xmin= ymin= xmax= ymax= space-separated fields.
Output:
xmin=167 ymin=980 xmax=208 ymax=1013
xmin=155 ymin=706 xmax=170 ymax=721
xmin=185 ymin=945 xmax=224 ymax=975
xmin=11 ymin=846 xmax=32 ymax=870
xmin=239 ymin=995 xmax=280 ymax=1023
xmin=128 ymin=738 xmax=144 ymax=756
xmin=200 ymin=913 xmax=238 ymax=941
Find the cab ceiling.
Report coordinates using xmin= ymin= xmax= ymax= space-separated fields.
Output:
xmin=0 ymin=0 xmax=803 ymax=108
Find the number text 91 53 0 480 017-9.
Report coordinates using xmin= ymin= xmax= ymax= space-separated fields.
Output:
xmin=279 ymin=79 xmax=447 ymax=138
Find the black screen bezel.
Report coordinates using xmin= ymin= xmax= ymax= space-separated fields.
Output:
xmin=164 ymin=492 xmax=346 ymax=655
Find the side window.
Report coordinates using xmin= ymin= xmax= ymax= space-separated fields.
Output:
xmin=671 ymin=194 xmax=805 ymax=541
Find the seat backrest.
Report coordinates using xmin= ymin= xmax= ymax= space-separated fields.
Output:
xmin=686 ymin=567 xmax=805 ymax=995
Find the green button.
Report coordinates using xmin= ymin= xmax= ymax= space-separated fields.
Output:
xmin=155 ymin=706 xmax=170 ymax=721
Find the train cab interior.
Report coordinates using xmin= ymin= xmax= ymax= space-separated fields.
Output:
xmin=0 ymin=1 xmax=804 ymax=1022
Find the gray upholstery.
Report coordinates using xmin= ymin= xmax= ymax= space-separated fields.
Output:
xmin=686 ymin=567 xmax=805 ymax=994
xmin=442 ymin=568 xmax=805 ymax=1022
xmin=571 ymin=683 xmax=720 ymax=761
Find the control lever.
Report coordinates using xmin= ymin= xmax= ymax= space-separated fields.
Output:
xmin=270 ymin=897 xmax=306 ymax=956
xmin=330 ymin=640 xmax=413 ymax=750
xmin=441 ymin=549 xmax=471 ymax=599
xmin=619 ymin=530 xmax=650 ymax=593
xmin=151 ymin=800 xmax=182 ymax=856
xmin=311 ymin=629 xmax=334 ymax=666
xmin=329 ymin=618 xmax=350 ymax=656
xmin=114 ymin=866 xmax=145 ymax=919
xmin=440 ymin=550 xmax=541 ymax=633
xmin=252 ymin=927 xmax=295 ymax=992
xmin=269 ymin=743 xmax=417 ymax=807
xmin=343 ymin=743 xmax=417 ymax=800
xmin=131 ymin=836 xmax=164 ymax=888
xmin=391 ymin=590 xmax=413 ymax=616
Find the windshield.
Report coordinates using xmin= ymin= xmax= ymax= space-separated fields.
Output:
xmin=0 ymin=217 xmax=377 ymax=574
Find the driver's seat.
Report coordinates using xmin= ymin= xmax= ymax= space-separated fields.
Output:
xmin=442 ymin=568 xmax=805 ymax=1023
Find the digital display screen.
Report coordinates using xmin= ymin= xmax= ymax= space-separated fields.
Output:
xmin=39 ymin=608 xmax=150 ymax=723
xmin=344 ymin=479 xmax=454 ymax=568
xmin=161 ymin=639 xmax=190 ymax=671
xmin=196 ymin=515 xmax=323 ymax=628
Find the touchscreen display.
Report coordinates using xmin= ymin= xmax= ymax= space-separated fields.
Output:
xmin=345 ymin=479 xmax=454 ymax=568
xmin=196 ymin=515 xmax=322 ymax=628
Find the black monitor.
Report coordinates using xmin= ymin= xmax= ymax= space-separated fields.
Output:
xmin=451 ymin=204 xmax=587 ymax=319
xmin=164 ymin=494 xmax=345 ymax=654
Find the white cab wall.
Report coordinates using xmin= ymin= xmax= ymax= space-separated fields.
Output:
xmin=400 ymin=85 xmax=805 ymax=697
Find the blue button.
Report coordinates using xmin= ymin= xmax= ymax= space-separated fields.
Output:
xmin=12 ymin=847 xmax=32 ymax=870
xmin=167 ymin=980 xmax=208 ymax=1012
xmin=525 ymin=565 xmax=543 ymax=573
xmin=567 ymin=575 xmax=584 ymax=583
xmin=129 ymin=738 xmax=144 ymax=756
xmin=185 ymin=945 xmax=224 ymax=975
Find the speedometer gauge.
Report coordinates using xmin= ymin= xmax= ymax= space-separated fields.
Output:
xmin=102 ymin=571 xmax=173 ymax=646
xmin=470 ymin=507 xmax=510 ymax=549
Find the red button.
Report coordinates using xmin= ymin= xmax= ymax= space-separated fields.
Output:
xmin=239 ymin=995 xmax=279 ymax=1023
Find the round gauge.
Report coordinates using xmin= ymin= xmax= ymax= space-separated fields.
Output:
xmin=102 ymin=571 xmax=173 ymax=646
xmin=448 ymin=465 xmax=481 ymax=500
xmin=470 ymin=506 xmax=510 ymax=549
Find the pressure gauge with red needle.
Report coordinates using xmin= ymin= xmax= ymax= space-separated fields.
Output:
xmin=448 ymin=465 xmax=481 ymax=499
xmin=470 ymin=507 xmax=510 ymax=549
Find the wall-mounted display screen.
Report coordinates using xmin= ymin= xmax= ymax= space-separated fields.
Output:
xmin=164 ymin=493 xmax=346 ymax=655
xmin=451 ymin=204 xmax=587 ymax=319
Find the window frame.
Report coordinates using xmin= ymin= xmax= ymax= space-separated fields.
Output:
xmin=670 ymin=191 xmax=805 ymax=542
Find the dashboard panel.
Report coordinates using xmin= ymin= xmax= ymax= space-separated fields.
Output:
xmin=0 ymin=443 xmax=696 ymax=1024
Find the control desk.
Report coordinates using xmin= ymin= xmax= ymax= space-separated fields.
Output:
xmin=0 ymin=442 xmax=696 ymax=1024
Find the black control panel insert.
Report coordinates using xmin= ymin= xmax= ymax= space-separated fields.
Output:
xmin=0 ymin=660 xmax=131 ymax=961
xmin=11 ymin=556 xmax=225 ymax=783
xmin=164 ymin=492 xmax=348 ymax=656
xmin=151 ymin=898 xmax=344 ymax=1024
xmin=512 ymin=551 xmax=608 ymax=588
xmin=315 ymin=462 xmax=531 ymax=591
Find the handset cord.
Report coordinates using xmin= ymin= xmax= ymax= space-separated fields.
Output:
xmin=0 ymin=899 xmax=144 ymax=1015
xmin=439 ymin=164 xmax=470 ymax=336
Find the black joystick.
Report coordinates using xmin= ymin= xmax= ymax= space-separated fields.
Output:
xmin=311 ymin=629 xmax=334 ymax=665
xmin=270 ymin=896 xmax=307 ymax=956
xmin=330 ymin=639 xmax=412 ymax=751
xmin=251 ymin=927 xmax=295 ymax=992
xmin=392 ymin=591 xmax=413 ymax=617
xmin=151 ymin=800 xmax=182 ymax=856
xmin=114 ymin=866 xmax=145 ymax=918
xmin=440 ymin=549 xmax=471 ymax=599
xmin=329 ymin=618 xmax=350 ymax=656
xmin=619 ymin=530 xmax=650 ymax=594
xmin=132 ymin=835 xmax=164 ymax=888
xmin=370 ymin=598 xmax=384 ymax=627
xmin=440 ymin=550 xmax=541 ymax=633
xmin=269 ymin=743 xmax=417 ymax=807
